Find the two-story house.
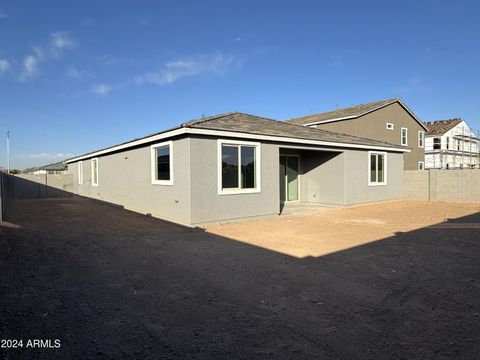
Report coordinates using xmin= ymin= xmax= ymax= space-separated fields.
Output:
xmin=424 ymin=118 xmax=479 ymax=169
xmin=286 ymin=99 xmax=427 ymax=170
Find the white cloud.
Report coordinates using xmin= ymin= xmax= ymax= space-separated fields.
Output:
xmin=66 ymin=66 xmax=81 ymax=79
xmin=91 ymin=83 xmax=115 ymax=96
xmin=0 ymin=9 xmax=7 ymax=19
xmin=50 ymin=31 xmax=76 ymax=58
xmin=15 ymin=152 xmax=74 ymax=160
xmin=0 ymin=59 xmax=10 ymax=73
xmin=134 ymin=52 xmax=242 ymax=86
xmin=19 ymin=55 xmax=39 ymax=81
xmin=16 ymin=31 xmax=76 ymax=81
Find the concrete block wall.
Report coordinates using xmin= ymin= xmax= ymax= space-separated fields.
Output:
xmin=7 ymin=174 xmax=73 ymax=199
xmin=404 ymin=170 xmax=480 ymax=203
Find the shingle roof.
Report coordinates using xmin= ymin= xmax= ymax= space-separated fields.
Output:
xmin=424 ymin=118 xmax=462 ymax=136
xmin=66 ymin=111 xmax=407 ymax=163
xmin=286 ymin=99 xmax=399 ymax=125
xmin=183 ymin=112 xmax=405 ymax=149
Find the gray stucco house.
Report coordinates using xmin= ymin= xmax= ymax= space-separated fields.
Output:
xmin=287 ymin=99 xmax=427 ymax=170
xmin=65 ymin=113 xmax=409 ymax=226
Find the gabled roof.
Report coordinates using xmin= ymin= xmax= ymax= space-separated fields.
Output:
xmin=65 ymin=112 xmax=408 ymax=163
xmin=424 ymin=118 xmax=463 ymax=136
xmin=286 ymin=98 xmax=428 ymax=131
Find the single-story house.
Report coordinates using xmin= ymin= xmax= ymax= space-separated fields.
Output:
xmin=24 ymin=162 xmax=69 ymax=175
xmin=65 ymin=112 xmax=409 ymax=227
xmin=286 ymin=99 xmax=427 ymax=170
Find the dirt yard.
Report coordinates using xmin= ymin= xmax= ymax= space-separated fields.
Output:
xmin=1 ymin=197 xmax=479 ymax=359
xmin=207 ymin=200 xmax=480 ymax=258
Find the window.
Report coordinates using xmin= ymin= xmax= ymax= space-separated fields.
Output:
xmin=368 ymin=152 xmax=387 ymax=186
xmin=401 ymin=128 xmax=408 ymax=146
xmin=91 ymin=158 xmax=99 ymax=186
xmin=386 ymin=123 xmax=394 ymax=130
xmin=151 ymin=141 xmax=173 ymax=185
xmin=418 ymin=131 xmax=424 ymax=148
xmin=78 ymin=161 xmax=83 ymax=184
xmin=433 ymin=138 xmax=441 ymax=150
xmin=418 ymin=161 xmax=424 ymax=170
xmin=446 ymin=137 xmax=450 ymax=150
xmin=218 ymin=140 xmax=260 ymax=194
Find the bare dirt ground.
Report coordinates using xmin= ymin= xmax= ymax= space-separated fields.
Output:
xmin=1 ymin=197 xmax=480 ymax=359
xmin=208 ymin=200 xmax=480 ymax=258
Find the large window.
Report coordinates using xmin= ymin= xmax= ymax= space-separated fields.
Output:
xmin=369 ymin=152 xmax=387 ymax=186
xmin=78 ymin=161 xmax=83 ymax=184
xmin=401 ymin=128 xmax=408 ymax=146
xmin=433 ymin=138 xmax=441 ymax=150
xmin=151 ymin=141 xmax=173 ymax=185
xmin=218 ymin=140 xmax=260 ymax=194
xmin=91 ymin=158 xmax=99 ymax=186
xmin=418 ymin=131 xmax=424 ymax=148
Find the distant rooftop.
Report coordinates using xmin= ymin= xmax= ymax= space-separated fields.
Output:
xmin=424 ymin=118 xmax=463 ymax=136
xmin=286 ymin=99 xmax=400 ymax=125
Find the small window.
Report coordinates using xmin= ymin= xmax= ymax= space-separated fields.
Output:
xmin=386 ymin=123 xmax=394 ymax=130
xmin=401 ymin=128 xmax=408 ymax=146
xmin=446 ymin=137 xmax=450 ymax=150
xmin=218 ymin=140 xmax=260 ymax=194
xmin=418 ymin=131 xmax=424 ymax=148
xmin=78 ymin=161 xmax=83 ymax=184
xmin=368 ymin=152 xmax=387 ymax=186
xmin=418 ymin=161 xmax=424 ymax=170
xmin=91 ymin=158 xmax=99 ymax=186
xmin=151 ymin=141 xmax=173 ymax=185
xmin=433 ymin=138 xmax=441 ymax=150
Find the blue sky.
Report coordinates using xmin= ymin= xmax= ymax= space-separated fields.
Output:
xmin=0 ymin=0 xmax=479 ymax=169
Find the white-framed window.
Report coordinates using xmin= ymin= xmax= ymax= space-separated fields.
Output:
xmin=418 ymin=161 xmax=424 ymax=170
xmin=418 ymin=131 xmax=424 ymax=148
xmin=151 ymin=141 xmax=173 ymax=185
xmin=91 ymin=158 xmax=99 ymax=186
xmin=433 ymin=137 xmax=441 ymax=150
xmin=386 ymin=123 xmax=394 ymax=130
xmin=78 ymin=161 xmax=83 ymax=184
xmin=446 ymin=137 xmax=450 ymax=150
xmin=401 ymin=127 xmax=408 ymax=146
xmin=368 ymin=151 xmax=387 ymax=186
xmin=217 ymin=139 xmax=261 ymax=195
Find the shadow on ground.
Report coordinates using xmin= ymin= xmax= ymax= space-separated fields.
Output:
xmin=0 ymin=196 xmax=479 ymax=359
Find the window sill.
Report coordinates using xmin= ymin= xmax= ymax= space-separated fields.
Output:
xmin=152 ymin=180 xmax=174 ymax=186
xmin=218 ymin=188 xmax=260 ymax=195
xmin=368 ymin=182 xmax=387 ymax=187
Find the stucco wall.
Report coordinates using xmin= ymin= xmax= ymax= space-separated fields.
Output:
xmin=343 ymin=150 xmax=404 ymax=204
xmin=315 ymin=103 xmax=425 ymax=170
xmin=189 ymin=137 xmax=280 ymax=226
xmin=69 ymin=137 xmax=192 ymax=225
xmin=300 ymin=151 xmax=345 ymax=205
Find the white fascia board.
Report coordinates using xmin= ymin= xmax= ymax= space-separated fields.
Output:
xmin=303 ymin=115 xmax=358 ymax=126
xmin=65 ymin=126 xmax=409 ymax=163
xmin=186 ymin=128 xmax=409 ymax=153
xmin=64 ymin=128 xmax=187 ymax=163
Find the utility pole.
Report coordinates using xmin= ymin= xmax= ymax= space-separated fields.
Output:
xmin=6 ymin=131 xmax=10 ymax=174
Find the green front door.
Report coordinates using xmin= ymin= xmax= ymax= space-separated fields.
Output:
xmin=280 ymin=155 xmax=299 ymax=202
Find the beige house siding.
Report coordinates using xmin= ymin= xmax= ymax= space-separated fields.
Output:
xmin=313 ymin=102 xmax=425 ymax=170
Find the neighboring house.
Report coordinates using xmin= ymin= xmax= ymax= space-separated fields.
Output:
xmin=286 ymin=99 xmax=427 ymax=170
xmin=24 ymin=162 xmax=68 ymax=175
xmin=65 ymin=112 xmax=409 ymax=227
xmin=424 ymin=119 xmax=480 ymax=169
